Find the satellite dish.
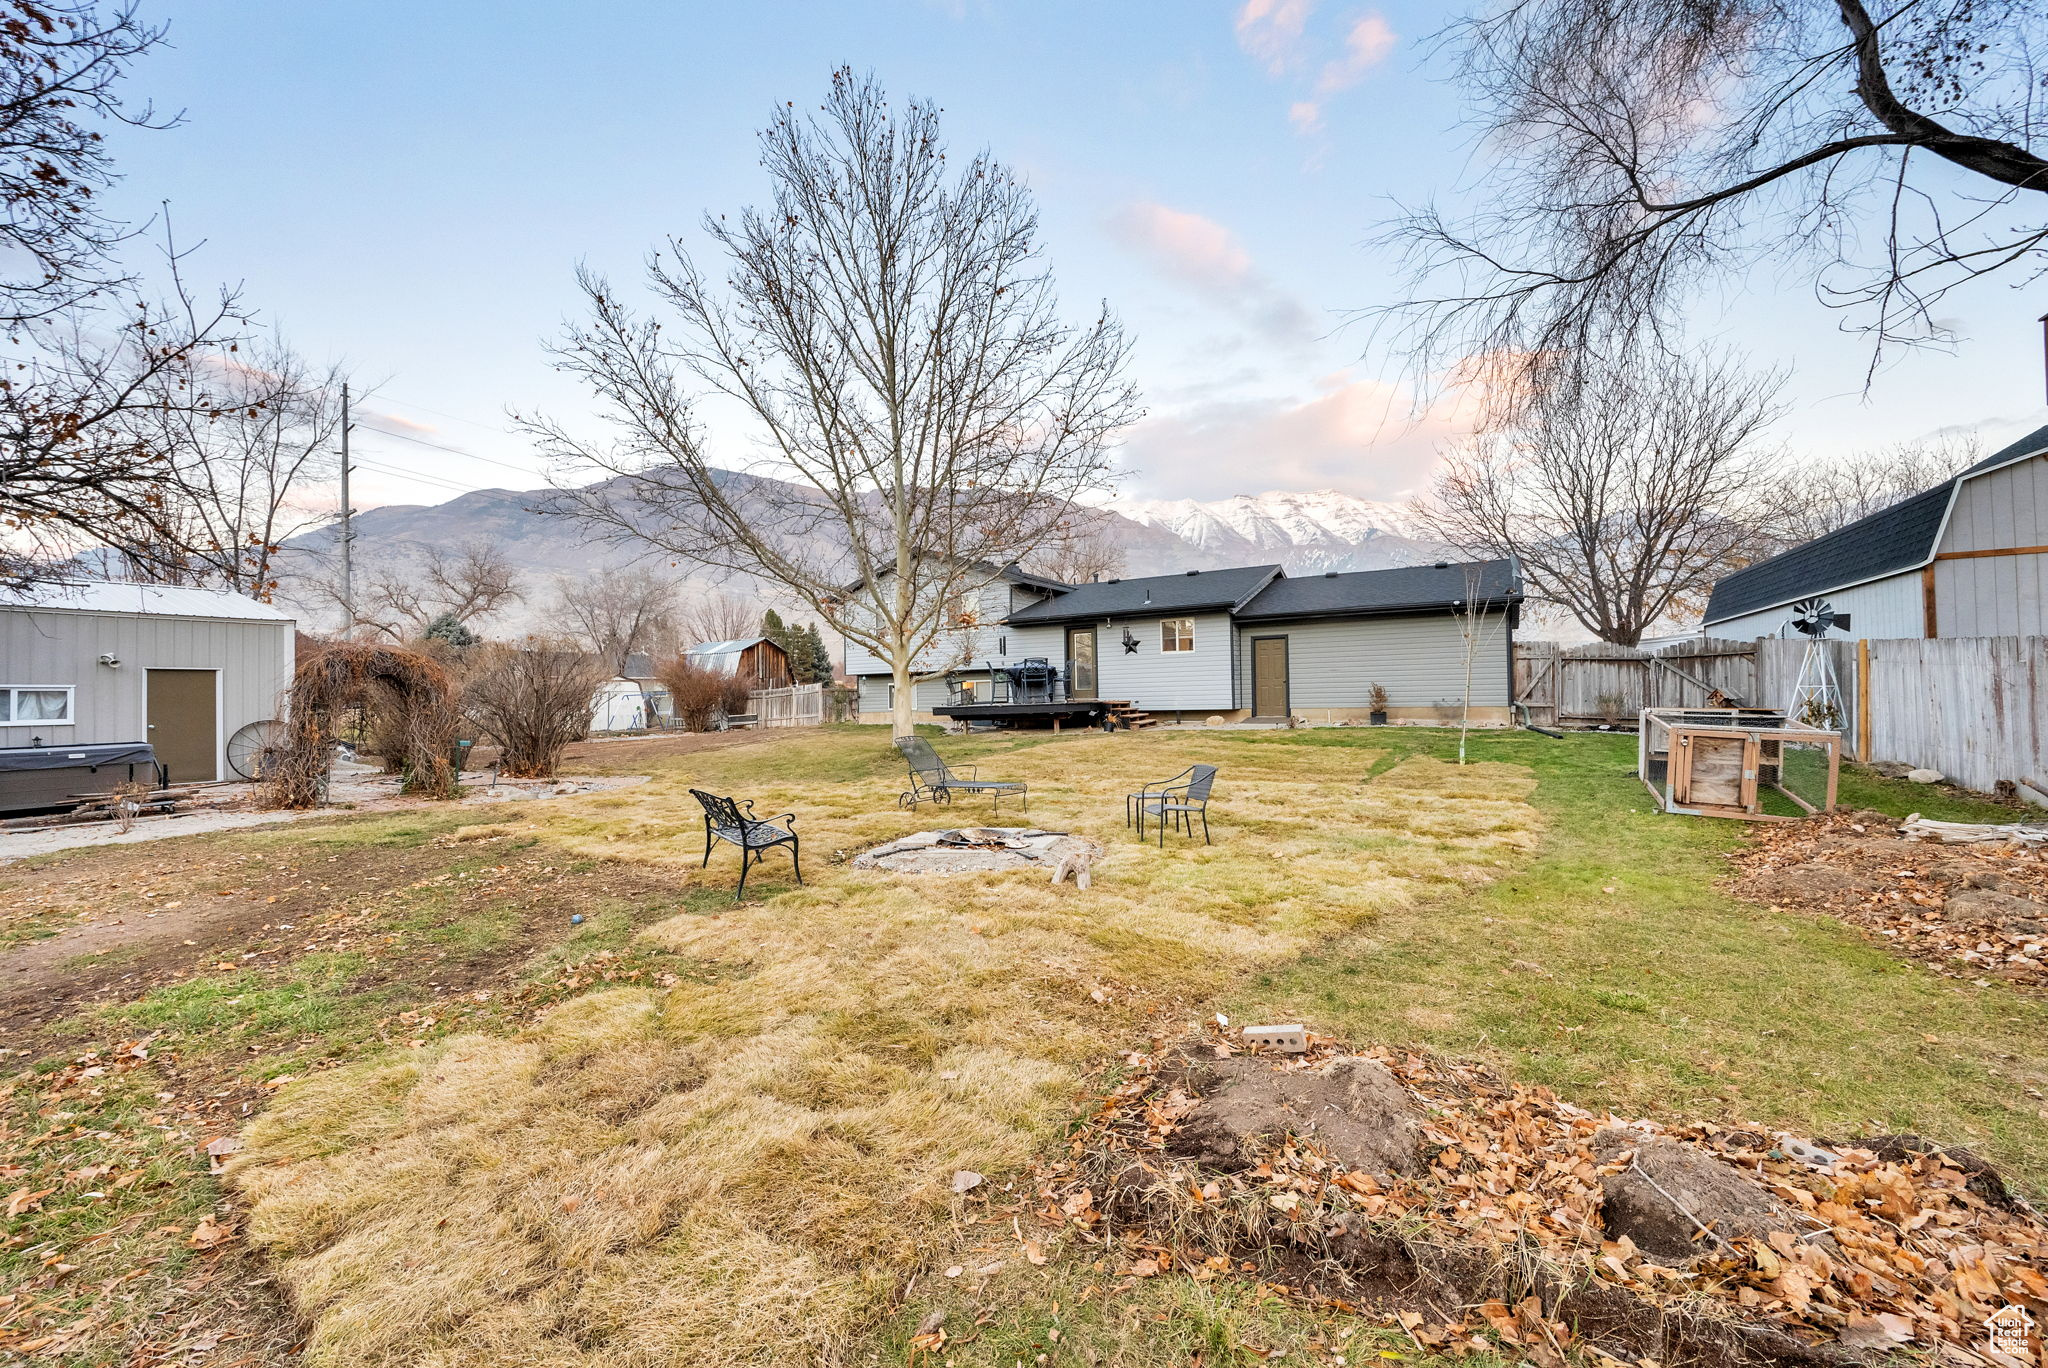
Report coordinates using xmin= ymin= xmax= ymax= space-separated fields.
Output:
xmin=1788 ymin=598 xmax=1850 ymax=638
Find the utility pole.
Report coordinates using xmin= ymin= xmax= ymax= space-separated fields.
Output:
xmin=339 ymin=381 xmax=354 ymax=637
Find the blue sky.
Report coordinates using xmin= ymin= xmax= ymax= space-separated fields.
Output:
xmin=101 ymin=0 xmax=2048 ymax=513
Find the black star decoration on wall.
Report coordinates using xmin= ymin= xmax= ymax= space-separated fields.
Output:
xmin=1121 ymin=629 xmax=1139 ymax=654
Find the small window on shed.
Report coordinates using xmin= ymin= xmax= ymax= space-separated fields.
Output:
xmin=1161 ymin=618 xmax=1194 ymax=652
xmin=1 ymin=686 xmax=74 ymax=724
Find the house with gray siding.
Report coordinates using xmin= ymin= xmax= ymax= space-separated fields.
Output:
xmin=1705 ymin=424 xmax=2048 ymax=640
xmin=0 ymin=581 xmax=295 ymax=788
xmin=843 ymin=558 xmax=1520 ymax=726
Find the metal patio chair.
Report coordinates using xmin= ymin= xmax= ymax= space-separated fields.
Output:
xmin=894 ymin=735 xmax=1027 ymax=815
xmin=690 ymin=788 xmax=801 ymax=901
xmin=1131 ymin=764 xmax=1217 ymax=846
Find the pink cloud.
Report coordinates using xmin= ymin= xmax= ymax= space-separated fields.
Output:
xmin=1288 ymin=100 xmax=1323 ymax=134
xmin=1316 ymin=13 xmax=1397 ymax=93
xmin=1234 ymin=0 xmax=1315 ymax=75
xmin=1117 ymin=371 xmax=1476 ymax=501
xmin=1108 ymin=201 xmax=1314 ymax=343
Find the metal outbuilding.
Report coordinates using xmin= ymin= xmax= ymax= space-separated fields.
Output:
xmin=0 ymin=580 xmax=295 ymax=786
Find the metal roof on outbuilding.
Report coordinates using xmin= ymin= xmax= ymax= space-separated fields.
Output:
xmin=683 ymin=637 xmax=782 ymax=675
xmin=1003 ymin=564 xmax=1282 ymax=625
xmin=1235 ymin=559 xmax=1520 ymax=621
xmin=0 ymin=580 xmax=295 ymax=623
xmin=1703 ymin=421 xmax=2048 ymax=625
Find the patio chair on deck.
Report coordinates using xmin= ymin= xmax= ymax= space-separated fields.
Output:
xmin=894 ymin=735 xmax=1027 ymax=816
xmin=1129 ymin=764 xmax=1217 ymax=846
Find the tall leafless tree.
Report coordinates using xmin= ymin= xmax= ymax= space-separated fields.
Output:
xmin=549 ymin=565 xmax=680 ymax=674
xmin=1417 ymin=351 xmax=1783 ymax=646
xmin=1381 ymin=1 xmax=2048 ymax=396
xmin=676 ymin=587 xmax=759 ymax=648
xmin=293 ymin=539 xmax=523 ymax=641
xmin=1759 ymin=432 xmax=1980 ymax=550
xmin=0 ymin=1 xmax=171 ymax=325
xmin=1026 ymin=511 xmax=1127 ymax=585
xmin=0 ymin=261 xmax=254 ymax=580
xmin=115 ymin=335 xmax=349 ymax=598
xmin=528 ymin=70 xmax=1139 ymax=736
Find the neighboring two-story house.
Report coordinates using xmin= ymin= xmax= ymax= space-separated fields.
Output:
xmin=842 ymin=558 xmax=1521 ymax=727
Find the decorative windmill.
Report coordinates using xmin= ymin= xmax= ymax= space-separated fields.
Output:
xmin=1785 ymin=597 xmax=1850 ymax=731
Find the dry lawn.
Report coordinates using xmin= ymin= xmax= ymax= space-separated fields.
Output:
xmin=230 ymin=729 xmax=1537 ymax=1366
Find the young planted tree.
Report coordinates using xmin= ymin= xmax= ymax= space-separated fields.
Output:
xmin=1418 ymin=351 xmax=1782 ymax=646
xmin=1382 ymin=1 xmax=2048 ymax=385
xmin=530 ymin=70 xmax=1138 ymax=737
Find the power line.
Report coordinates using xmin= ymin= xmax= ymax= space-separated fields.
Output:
xmin=373 ymin=393 xmax=513 ymax=434
xmin=352 ymin=421 xmax=549 ymax=481
xmin=349 ymin=457 xmax=489 ymax=496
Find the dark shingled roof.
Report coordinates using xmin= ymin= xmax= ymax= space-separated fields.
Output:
xmin=1236 ymin=558 xmax=1521 ymax=621
xmin=1004 ymin=564 xmax=1281 ymax=625
xmin=1704 ymin=421 xmax=2048 ymax=625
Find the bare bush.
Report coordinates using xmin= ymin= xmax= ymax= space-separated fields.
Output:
xmin=655 ymin=658 xmax=750 ymax=733
xmin=461 ymin=642 xmax=605 ymax=779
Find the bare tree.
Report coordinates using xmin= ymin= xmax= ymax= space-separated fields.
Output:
xmin=1027 ymin=511 xmax=1127 ymax=585
xmin=294 ymin=540 xmax=522 ymax=641
xmin=1382 ymin=2 xmax=2048 ymax=395
xmin=1417 ymin=351 xmax=1783 ymax=646
xmin=676 ymin=588 xmax=759 ymax=647
xmin=527 ymin=70 xmax=1138 ymax=737
xmin=0 ymin=1 xmax=173 ymax=325
xmin=0 ymin=269 xmax=254 ymax=579
xmin=550 ymin=565 xmax=679 ymax=674
xmin=115 ymin=334 xmax=349 ymax=598
xmin=460 ymin=641 xmax=605 ymax=778
xmin=1759 ymin=433 xmax=1980 ymax=550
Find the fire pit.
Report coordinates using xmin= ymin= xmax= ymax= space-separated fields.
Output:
xmin=852 ymin=826 xmax=1100 ymax=875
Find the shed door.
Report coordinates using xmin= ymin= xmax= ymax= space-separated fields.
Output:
xmin=1252 ymin=637 xmax=1289 ymax=718
xmin=147 ymin=669 xmax=217 ymax=783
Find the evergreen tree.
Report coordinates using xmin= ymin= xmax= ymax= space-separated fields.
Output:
xmin=804 ymin=623 xmax=831 ymax=682
xmin=422 ymin=612 xmax=478 ymax=648
xmin=760 ymin=608 xmax=786 ymax=645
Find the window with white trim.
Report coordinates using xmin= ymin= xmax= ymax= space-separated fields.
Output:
xmin=0 ymin=686 xmax=74 ymax=724
xmin=1161 ymin=618 xmax=1194 ymax=652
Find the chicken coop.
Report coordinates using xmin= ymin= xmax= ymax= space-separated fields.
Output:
xmin=1638 ymin=707 xmax=1841 ymax=821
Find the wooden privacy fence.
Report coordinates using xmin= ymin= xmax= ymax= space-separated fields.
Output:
xmin=1513 ymin=638 xmax=1769 ymax=727
xmin=749 ymin=683 xmax=824 ymax=728
xmin=1515 ymin=635 xmax=2048 ymax=799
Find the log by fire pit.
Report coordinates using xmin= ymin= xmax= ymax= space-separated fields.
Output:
xmin=852 ymin=826 xmax=1100 ymax=874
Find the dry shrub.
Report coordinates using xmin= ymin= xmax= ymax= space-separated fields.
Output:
xmin=266 ymin=643 xmax=458 ymax=808
xmin=462 ymin=640 xmax=606 ymax=778
xmin=233 ymin=740 xmax=1541 ymax=1366
xmin=654 ymin=656 xmax=750 ymax=732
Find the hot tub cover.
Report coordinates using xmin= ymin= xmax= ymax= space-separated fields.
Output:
xmin=0 ymin=742 xmax=158 ymax=772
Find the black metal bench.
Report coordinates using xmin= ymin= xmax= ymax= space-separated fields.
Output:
xmin=690 ymin=788 xmax=801 ymax=901
xmin=893 ymin=735 xmax=1027 ymax=815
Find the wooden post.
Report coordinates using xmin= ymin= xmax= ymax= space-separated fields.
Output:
xmin=1855 ymin=639 xmax=1872 ymax=760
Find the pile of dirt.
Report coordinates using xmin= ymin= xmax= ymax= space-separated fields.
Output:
xmin=1037 ymin=1028 xmax=2045 ymax=1365
xmin=1730 ymin=811 xmax=2048 ymax=988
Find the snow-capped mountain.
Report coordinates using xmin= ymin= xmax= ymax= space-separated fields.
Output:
xmin=1112 ymin=489 xmax=1440 ymax=572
